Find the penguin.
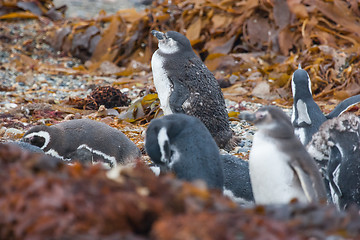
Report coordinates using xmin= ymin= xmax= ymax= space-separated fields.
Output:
xmin=22 ymin=119 xmax=141 ymax=168
xmin=221 ymin=154 xmax=254 ymax=205
xmin=307 ymin=113 xmax=360 ymax=209
xmin=6 ymin=141 xmax=44 ymax=153
xmin=240 ymin=106 xmax=327 ymax=205
xmin=151 ymin=30 xmax=233 ymax=149
xmin=291 ymin=66 xmax=360 ymax=145
xmin=145 ymin=113 xmax=224 ymax=190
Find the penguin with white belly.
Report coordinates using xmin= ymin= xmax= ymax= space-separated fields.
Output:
xmin=22 ymin=119 xmax=141 ymax=168
xmin=291 ymin=66 xmax=360 ymax=145
xmin=240 ymin=106 xmax=327 ymax=205
xmin=151 ymin=30 xmax=233 ymax=149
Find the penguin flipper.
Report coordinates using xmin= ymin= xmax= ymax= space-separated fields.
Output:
xmin=328 ymin=146 xmax=343 ymax=198
xmin=290 ymin=160 xmax=318 ymax=202
xmin=169 ymin=79 xmax=189 ymax=113
xmin=326 ymin=94 xmax=360 ymax=119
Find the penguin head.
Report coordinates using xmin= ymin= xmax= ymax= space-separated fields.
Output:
xmin=145 ymin=114 xmax=193 ymax=168
xmin=151 ymin=30 xmax=192 ymax=54
xmin=291 ymin=68 xmax=312 ymax=99
xmin=240 ymin=106 xmax=294 ymax=137
xmin=22 ymin=125 xmax=52 ymax=150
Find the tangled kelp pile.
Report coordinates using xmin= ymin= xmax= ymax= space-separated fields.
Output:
xmin=0 ymin=143 xmax=360 ymax=239
xmin=47 ymin=0 xmax=360 ymax=103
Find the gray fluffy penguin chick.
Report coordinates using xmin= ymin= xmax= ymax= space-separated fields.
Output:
xmin=221 ymin=154 xmax=254 ymax=206
xmin=151 ymin=30 xmax=233 ymax=149
xmin=145 ymin=113 xmax=224 ymax=190
xmin=240 ymin=106 xmax=327 ymax=205
xmin=291 ymin=66 xmax=360 ymax=145
xmin=307 ymin=113 xmax=360 ymax=209
xmin=22 ymin=119 xmax=141 ymax=168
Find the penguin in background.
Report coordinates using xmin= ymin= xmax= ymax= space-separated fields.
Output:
xmin=145 ymin=113 xmax=254 ymax=203
xmin=145 ymin=113 xmax=224 ymax=189
xmin=151 ymin=30 xmax=234 ymax=150
xmin=22 ymin=119 xmax=142 ymax=168
xmin=291 ymin=65 xmax=360 ymax=145
xmin=307 ymin=113 xmax=360 ymax=209
xmin=240 ymin=106 xmax=327 ymax=205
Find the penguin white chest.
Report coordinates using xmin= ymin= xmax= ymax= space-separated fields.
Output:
xmin=151 ymin=50 xmax=173 ymax=115
xmin=249 ymin=132 xmax=307 ymax=204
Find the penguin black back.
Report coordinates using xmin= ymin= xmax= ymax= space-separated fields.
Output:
xmin=291 ymin=68 xmax=326 ymax=145
xmin=221 ymin=154 xmax=254 ymax=204
xmin=145 ymin=114 xmax=224 ymax=190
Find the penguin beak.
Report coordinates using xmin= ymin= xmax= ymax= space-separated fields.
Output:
xmin=151 ymin=30 xmax=166 ymax=40
xmin=239 ymin=111 xmax=256 ymax=122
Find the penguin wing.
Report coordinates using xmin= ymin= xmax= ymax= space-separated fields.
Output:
xmin=169 ymin=78 xmax=189 ymax=113
xmin=290 ymin=160 xmax=319 ymax=202
xmin=179 ymin=57 xmax=227 ymax=116
xmin=328 ymin=146 xmax=343 ymax=197
xmin=326 ymin=94 xmax=360 ymax=119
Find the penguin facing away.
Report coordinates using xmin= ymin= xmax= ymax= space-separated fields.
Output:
xmin=151 ymin=30 xmax=233 ymax=149
xmin=240 ymin=106 xmax=327 ymax=205
xmin=22 ymin=119 xmax=141 ymax=168
xmin=291 ymin=66 xmax=360 ymax=145
xmin=145 ymin=113 xmax=224 ymax=190
xmin=307 ymin=113 xmax=360 ymax=209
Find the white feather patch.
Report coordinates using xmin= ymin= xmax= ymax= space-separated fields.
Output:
xmin=157 ymin=127 xmax=170 ymax=163
xmin=223 ymin=188 xmax=254 ymax=207
xmin=151 ymin=50 xmax=173 ymax=115
xmin=249 ymin=132 xmax=308 ymax=204
xmin=77 ymin=144 xmax=117 ymax=168
xmin=296 ymin=100 xmax=312 ymax=125
xmin=46 ymin=149 xmax=70 ymax=161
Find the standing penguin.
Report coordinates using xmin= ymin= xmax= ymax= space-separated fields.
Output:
xmin=22 ymin=119 xmax=141 ymax=168
xmin=240 ymin=106 xmax=327 ymax=205
xmin=145 ymin=113 xmax=224 ymax=189
xmin=151 ymin=30 xmax=233 ymax=149
xmin=307 ymin=113 xmax=360 ymax=209
xmin=291 ymin=66 xmax=360 ymax=145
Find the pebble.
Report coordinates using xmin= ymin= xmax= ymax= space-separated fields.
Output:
xmin=4 ymin=128 xmax=24 ymax=139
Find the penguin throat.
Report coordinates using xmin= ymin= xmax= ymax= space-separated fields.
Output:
xmin=158 ymin=39 xmax=180 ymax=54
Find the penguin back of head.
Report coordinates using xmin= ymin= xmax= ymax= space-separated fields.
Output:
xmin=145 ymin=113 xmax=224 ymax=189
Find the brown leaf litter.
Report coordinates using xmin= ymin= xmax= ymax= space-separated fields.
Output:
xmin=0 ymin=143 xmax=359 ymax=240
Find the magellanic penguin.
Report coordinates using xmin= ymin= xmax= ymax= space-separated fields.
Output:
xmin=221 ymin=154 xmax=254 ymax=206
xmin=145 ymin=113 xmax=224 ymax=190
xmin=240 ymin=106 xmax=327 ymax=205
xmin=22 ymin=119 xmax=141 ymax=168
xmin=151 ymin=30 xmax=233 ymax=149
xmin=307 ymin=113 xmax=360 ymax=210
xmin=291 ymin=66 xmax=360 ymax=145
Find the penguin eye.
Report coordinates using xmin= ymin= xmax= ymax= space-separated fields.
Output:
xmin=257 ymin=112 xmax=266 ymax=119
xmin=29 ymin=136 xmax=46 ymax=148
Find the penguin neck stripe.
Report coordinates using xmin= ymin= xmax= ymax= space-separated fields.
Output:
xmin=24 ymin=131 xmax=50 ymax=150
xmin=78 ymin=144 xmax=117 ymax=168
xmin=157 ymin=127 xmax=169 ymax=163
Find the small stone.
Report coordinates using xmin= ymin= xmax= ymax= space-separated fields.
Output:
xmin=4 ymin=128 xmax=24 ymax=139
